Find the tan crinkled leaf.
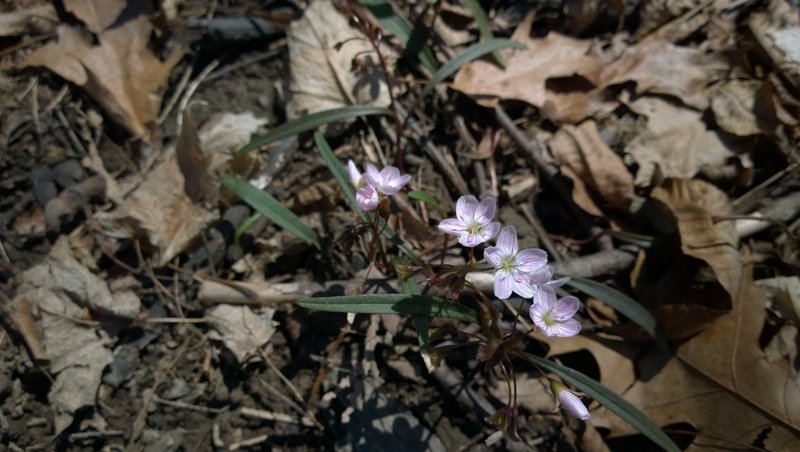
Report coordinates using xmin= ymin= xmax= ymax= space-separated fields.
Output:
xmin=652 ymin=178 xmax=740 ymax=298
xmin=20 ymin=6 xmax=181 ymax=142
xmin=112 ymin=156 xmax=216 ymax=266
xmin=678 ymin=250 xmax=800 ymax=430
xmin=286 ymin=0 xmax=391 ymax=120
xmin=206 ymin=305 xmax=276 ymax=362
xmin=549 ymin=120 xmax=634 ymax=213
xmin=0 ymin=3 xmax=57 ymax=36
xmin=710 ymin=79 xmax=779 ymax=136
xmin=451 ymin=15 xmax=724 ymax=123
xmin=592 ymin=356 xmax=800 ymax=451
xmin=451 ymin=22 xmax=609 ymax=111
xmin=625 ymin=96 xmax=743 ymax=187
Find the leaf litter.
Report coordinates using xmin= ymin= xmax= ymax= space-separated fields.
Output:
xmin=2 ymin=0 xmax=800 ymax=449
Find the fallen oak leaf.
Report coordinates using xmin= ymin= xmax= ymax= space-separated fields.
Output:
xmin=677 ymin=248 xmax=800 ymax=430
xmin=549 ymin=120 xmax=634 ymax=214
xmin=20 ymin=12 xmax=181 ymax=142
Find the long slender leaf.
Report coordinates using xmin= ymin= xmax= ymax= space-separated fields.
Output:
xmin=314 ymin=132 xmax=362 ymax=216
xmin=515 ymin=353 xmax=680 ymax=452
xmin=221 ymin=175 xmax=320 ymax=247
xmin=564 ymin=277 xmax=667 ymax=350
xmin=234 ymin=212 xmax=262 ymax=249
xmin=239 ymin=106 xmax=392 ymax=154
xmin=462 ymin=0 xmax=505 ymax=67
xmin=401 ymin=275 xmax=430 ymax=351
xmin=298 ymin=294 xmax=480 ymax=324
xmin=421 ymin=39 xmax=524 ymax=98
xmin=359 ymin=0 xmax=439 ymax=71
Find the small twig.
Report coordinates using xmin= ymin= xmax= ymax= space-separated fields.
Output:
xmin=239 ymin=406 xmax=316 ymax=427
xmin=257 ymin=349 xmax=320 ymax=427
xmin=152 ymin=395 xmax=228 ymax=414
xmin=519 ymin=204 xmax=563 ymax=261
xmin=158 ymin=63 xmax=194 ymax=125
xmin=176 ymin=59 xmax=221 ymax=132
xmin=228 ymin=434 xmax=270 ymax=451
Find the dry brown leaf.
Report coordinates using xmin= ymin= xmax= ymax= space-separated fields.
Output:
xmin=598 ymin=39 xmax=726 ymax=110
xmin=451 ymin=20 xmax=609 ymax=111
xmin=710 ymin=79 xmax=780 ymax=136
xmin=452 ymin=15 xmax=724 ymax=123
xmin=549 ymin=120 xmax=634 ymax=213
xmin=11 ymin=237 xmax=115 ymax=434
xmin=286 ymin=0 xmax=391 ymax=120
xmin=206 ymin=304 xmax=276 ymax=362
xmin=677 ymin=250 xmax=800 ymax=430
xmin=624 ymin=96 xmax=744 ymax=187
xmin=592 ymin=356 xmax=800 ymax=451
xmin=0 ymin=3 xmax=57 ymax=36
xmin=176 ymin=111 xmax=214 ymax=205
xmin=111 ymin=156 xmax=216 ymax=266
xmin=20 ymin=5 xmax=181 ymax=142
xmin=652 ymin=178 xmax=740 ymax=297
xmin=62 ymin=0 xmax=129 ymax=33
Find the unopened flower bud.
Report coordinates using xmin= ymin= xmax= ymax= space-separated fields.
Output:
xmin=550 ymin=381 xmax=590 ymax=420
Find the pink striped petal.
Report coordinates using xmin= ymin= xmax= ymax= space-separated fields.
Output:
xmin=455 ymin=195 xmax=479 ymax=221
xmin=516 ymin=248 xmax=548 ymax=272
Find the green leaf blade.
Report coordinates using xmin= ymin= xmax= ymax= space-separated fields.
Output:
xmin=358 ymin=0 xmax=439 ymax=71
xmin=221 ymin=175 xmax=320 ymax=247
xmin=297 ymin=294 xmax=480 ymax=324
xmin=421 ymin=38 xmax=525 ymax=98
xmin=564 ymin=277 xmax=667 ymax=350
xmin=516 ymin=353 xmax=680 ymax=452
xmin=240 ymin=106 xmax=393 ymax=154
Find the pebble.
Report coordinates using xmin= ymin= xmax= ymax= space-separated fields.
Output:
xmin=162 ymin=378 xmax=191 ymax=400
xmin=0 ymin=371 xmax=11 ymax=401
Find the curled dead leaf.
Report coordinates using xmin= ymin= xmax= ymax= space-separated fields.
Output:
xmin=20 ymin=6 xmax=182 ymax=142
xmin=549 ymin=120 xmax=634 ymax=214
xmin=286 ymin=0 xmax=391 ymax=120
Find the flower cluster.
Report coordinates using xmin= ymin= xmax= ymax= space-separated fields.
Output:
xmin=348 ymin=160 xmax=411 ymax=212
xmin=437 ymin=195 xmax=582 ymax=339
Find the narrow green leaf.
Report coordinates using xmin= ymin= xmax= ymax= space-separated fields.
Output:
xmin=234 ymin=213 xmax=262 ymax=249
xmin=401 ymin=275 xmax=430 ymax=351
xmin=298 ymin=294 xmax=480 ymax=324
xmin=359 ymin=0 xmax=439 ymax=71
xmin=240 ymin=106 xmax=392 ymax=154
xmin=564 ymin=277 xmax=667 ymax=350
xmin=408 ymin=190 xmax=441 ymax=209
xmin=421 ymin=39 xmax=524 ymax=98
xmin=462 ymin=0 xmax=505 ymax=67
xmin=314 ymin=132 xmax=364 ymax=217
xmin=608 ymin=230 xmax=656 ymax=248
xmin=515 ymin=353 xmax=680 ymax=452
xmin=221 ymin=175 xmax=320 ymax=247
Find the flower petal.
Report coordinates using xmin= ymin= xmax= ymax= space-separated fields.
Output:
xmin=496 ymin=226 xmax=518 ymax=256
xmin=482 ymin=222 xmax=501 ymax=242
xmin=384 ymin=173 xmax=411 ymax=194
xmin=455 ymin=195 xmax=479 ymax=221
xmin=559 ymin=389 xmax=590 ymax=420
xmin=364 ymin=163 xmax=382 ymax=188
xmin=529 ymin=265 xmax=554 ymax=286
xmin=552 ymin=319 xmax=581 ymax=337
xmin=516 ymin=248 xmax=548 ymax=272
xmin=547 ymin=276 xmax=570 ymax=289
xmin=512 ymin=275 xmax=535 ymax=298
xmin=484 ymin=246 xmax=503 ymax=267
xmin=494 ymin=274 xmax=513 ymax=299
xmin=474 ymin=197 xmax=497 ymax=224
xmin=553 ymin=296 xmax=580 ymax=320
xmin=534 ymin=286 xmax=557 ymax=309
xmin=529 ymin=303 xmax=546 ymax=327
xmin=438 ymin=218 xmax=466 ymax=235
xmin=347 ymin=160 xmax=362 ymax=187
xmin=356 ymin=185 xmax=379 ymax=211
xmin=459 ymin=232 xmax=483 ymax=248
